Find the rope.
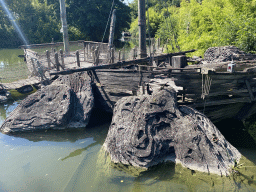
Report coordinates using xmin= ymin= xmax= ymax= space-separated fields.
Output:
xmin=201 ymin=74 xmax=212 ymax=114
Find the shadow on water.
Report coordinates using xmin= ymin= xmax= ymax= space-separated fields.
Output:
xmin=215 ymin=118 xmax=256 ymax=149
xmin=8 ymin=119 xmax=111 ymax=144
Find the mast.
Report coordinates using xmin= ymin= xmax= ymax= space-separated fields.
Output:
xmin=138 ymin=0 xmax=147 ymax=58
xmin=59 ymin=0 xmax=70 ymax=54
xmin=108 ymin=9 xmax=116 ymax=49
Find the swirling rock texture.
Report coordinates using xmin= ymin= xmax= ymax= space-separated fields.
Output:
xmin=0 ymin=72 xmax=94 ymax=133
xmin=103 ymin=88 xmax=241 ymax=176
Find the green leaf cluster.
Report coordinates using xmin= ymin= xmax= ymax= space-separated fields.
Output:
xmin=129 ymin=0 xmax=256 ymax=55
xmin=0 ymin=0 xmax=131 ymax=48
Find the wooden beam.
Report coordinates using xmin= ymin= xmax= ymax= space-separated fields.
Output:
xmin=245 ymin=79 xmax=255 ymax=102
xmin=50 ymin=50 xmax=196 ymax=76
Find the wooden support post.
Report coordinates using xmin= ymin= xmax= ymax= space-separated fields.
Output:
xmin=87 ymin=43 xmax=90 ymax=60
xmin=46 ymin=50 xmax=51 ymax=69
xmin=142 ymin=82 xmax=145 ymax=94
xmin=92 ymin=46 xmax=95 ymax=62
xmin=95 ymin=46 xmax=99 ymax=66
xmin=83 ymin=43 xmax=86 ymax=61
xmin=55 ymin=53 xmax=60 ymax=71
xmin=60 ymin=49 xmax=65 ymax=69
xmin=31 ymin=58 xmax=38 ymax=75
xmin=76 ymin=50 xmax=80 ymax=67
xmin=122 ymin=48 xmax=125 ymax=61
xmin=138 ymin=0 xmax=147 ymax=58
xmin=111 ymin=48 xmax=115 ymax=63
xmin=245 ymin=80 xmax=254 ymax=102
xmin=118 ymin=50 xmax=121 ymax=61
xmin=133 ymin=48 xmax=136 ymax=60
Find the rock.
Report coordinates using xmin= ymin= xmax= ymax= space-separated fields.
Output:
xmin=0 ymin=72 xmax=94 ymax=133
xmin=0 ymin=88 xmax=10 ymax=103
xmin=16 ymin=85 xmax=34 ymax=94
xmin=52 ymin=72 xmax=94 ymax=128
xmin=103 ymin=88 xmax=241 ymax=176
xmin=203 ymin=46 xmax=249 ymax=63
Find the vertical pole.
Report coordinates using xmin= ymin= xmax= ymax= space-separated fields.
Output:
xmin=108 ymin=9 xmax=116 ymax=50
xmin=111 ymin=48 xmax=115 ymax=63
xmin=87 ymin=43 xmax=91 ymax=61
xmin=83 ymin=42 xmax=86 ymax=61
xmin=138 ymin=0 xmax=147 ymax=58
xmin=133 ymin=48 xmax=136 ymax=60
xmin=46 ymin=50 xmax=51 ymax=69
xmin=95 ymin=46 xmax=99 ymax=66
xmin=123 ymin=47 xmax=125 ymax=61
xmin=118 ymin=50 xmax=121 ymax=61
xmin=76 ymin=50 xmax=80 ymax=67
xmin=59 ymin=0 xmax=70 ymax=54
xmin=55 ymin=53 xmax=60 ymax=71
xmin=60 ymin=49 xmax=65 ymax=69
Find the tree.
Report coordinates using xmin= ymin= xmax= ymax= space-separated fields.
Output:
xmin=66 ymin=0 xmax=131 ymax=42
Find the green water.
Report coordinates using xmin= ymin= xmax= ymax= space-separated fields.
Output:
xmin=0 ymin=49 xmax=29 ymax=83
xmin=0 ymin=101 xmax=255 ymax=192
xmin=0 ymin=49 xmax=255 ymax=191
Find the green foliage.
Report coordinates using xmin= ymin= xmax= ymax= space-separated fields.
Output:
xmin=129 ymin=0 xmax=256 ymax=55
xmin=0 ymin=0 xmax=131 ymax=48
xmin=66 ymin=0 xmax=131 ymax=43
xmin=175 ymin=0 xmax=256 ymax=55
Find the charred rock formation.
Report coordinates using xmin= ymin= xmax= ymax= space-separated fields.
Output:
xmin=0 ymin=72 xmax=94 ymax=133
xmin=103 ymin=88 xmax=241 ymax=176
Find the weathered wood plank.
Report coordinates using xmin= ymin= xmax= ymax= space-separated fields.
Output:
xmin=245 ymin=79 xmax=255 ymax=102
xmin=49 ymin=49 xmax=196 ymax=76
xmin=182 ymin=97 xmax=251 ymax=107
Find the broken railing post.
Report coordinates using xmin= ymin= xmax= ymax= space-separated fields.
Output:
xmin=133 ymin=48 xmax=136 ymax=60
xmin=111 ymin=48 xmax=114 ymax=63
xmin=118 ymin=50 xmax=121 ymax=61
xmin=46 ymin=50 xmax=51 ymax=69
xmin=95 ymin=46 xmax=100 ymax=66
xmin=60 ymin=49 xmax=65 ymax=69
xmin=83 ymin=43 xmax=86 ymax=61
xmin=76 ymin=50 xmax=80 ymax=67
xmin=55 ymin=52 xmax=60 ymax=71
xmin=122 ymin=48 xmax=125 ymax=61
xmin=91 ymin=46 xmax=95 ymax=62
xmin=87 ymin=43 xmax=90 ymax=60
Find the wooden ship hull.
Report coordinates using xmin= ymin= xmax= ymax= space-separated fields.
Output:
xmin=21 ymin=40 xmax=256 ymax=123
xmin=92 ymin=61 xmax=256 ymax=123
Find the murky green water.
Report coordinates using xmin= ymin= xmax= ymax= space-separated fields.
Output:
xmin=0 ymin=49 xmax=255 ymax=192
xmin=0 ymin=49 xmax=29 ymax=83
xmin=0 ymin=100 xmax=256 ymax=192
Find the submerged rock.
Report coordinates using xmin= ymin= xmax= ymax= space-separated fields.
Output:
xmin=0 ymin=72 xmax=94 ymax=133
xmin=103 ymin=88 xmax=241 ymax=176
xmin=0 ymin=88 xmax=10 ymax=103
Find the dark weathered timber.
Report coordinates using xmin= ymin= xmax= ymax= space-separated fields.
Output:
xmin=95 ymin=69 xmax=149 ymax=91
xmin=49 ymin=50 xmax=196 ymax=76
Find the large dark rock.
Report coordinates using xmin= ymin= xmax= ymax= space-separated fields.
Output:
xmin=0 ymin=72 xmax=94 ymax=133
xmin=103 ymin=88 xmax=241 ymax=176
xmin=203 ymin=46 xmax=249 ymax=63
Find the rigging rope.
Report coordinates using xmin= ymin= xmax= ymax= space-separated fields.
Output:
xmin=201 ymin=73 xmax=212 ymax=114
